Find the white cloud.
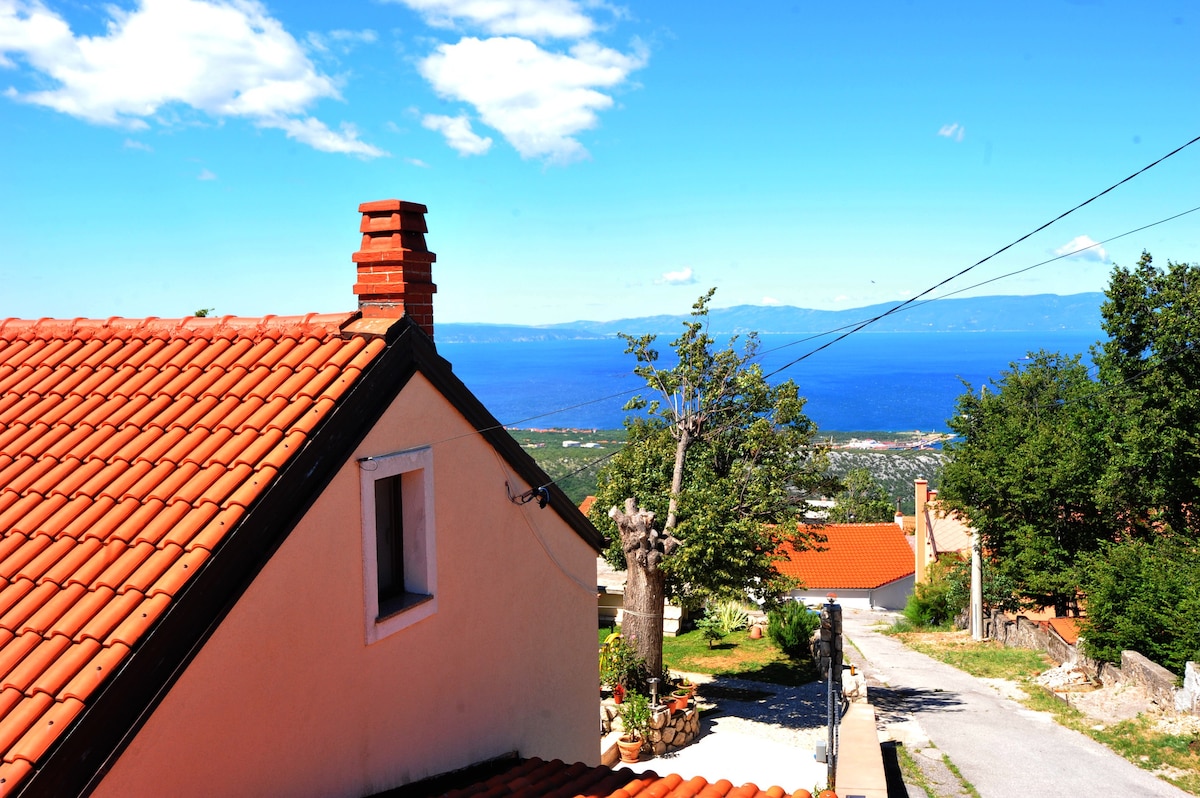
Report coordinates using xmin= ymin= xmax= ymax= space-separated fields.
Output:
xmin=937 ymin=122 xmax=964 ymax=142
xmin=761 ymin=296 xmax=781 ymax=306
xmin=656 ymin=266 xmax=695 ymax=286
xmin=330 ymin=28 xmax=378 ymax=44
xmin=405 ymin=156 xmax=431 ymax=167
xmin=123 ymin=138 xmax=153 ymax=151
xmin=197 ymin=168 xmax=217 ymax=180
xmin=419 ymin=35 xmax=645 ymax=162
xmin=395 ymin=0 xmax=595 ymax=39
xmin=266 ymin=117 xmax=386 ymax=157
xmin=0 ymin=0 xmax=384 ymax=157
xmin=421 ymin=112 xmax=492 ymax=155
xmin=1054 ymin=234 xmax=1108 ymax=263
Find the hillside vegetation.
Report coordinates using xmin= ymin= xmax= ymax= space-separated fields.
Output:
xmin=519 ymin=428 xmax=942 ymax=512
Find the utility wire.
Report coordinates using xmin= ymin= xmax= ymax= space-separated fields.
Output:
xmin=762 ymin=133 xmax=1200 ymax=379
xmin=427 ymin=136 xmax=1200 ymax=498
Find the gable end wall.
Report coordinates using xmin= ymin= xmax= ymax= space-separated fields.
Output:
xmin=91 ymin=374 xmax=597 ymax=798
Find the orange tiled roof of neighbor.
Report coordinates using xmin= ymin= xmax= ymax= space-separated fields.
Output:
xmin=0 ymin=311 xmax=387 ymax=787
xmin=435 ymin=757 xmax=806 ymax=798
xmin=1046 ymin=617 xmax=1081 ymax=645
xmin=777 ymin=523 xmax=915 ymax=589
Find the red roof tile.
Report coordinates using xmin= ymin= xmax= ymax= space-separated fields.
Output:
xmin=0 ymin=312 xmax=388 ymax=792
xmin=777 ymin=523 xmax=915 ymax=590
xmin=431 ymin=758 xmax=801 ymax=798
xmin=1046 ymin=616 xmax=1081 ymax=645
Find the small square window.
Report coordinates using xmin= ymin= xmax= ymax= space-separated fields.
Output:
xmin=360 ymin=446 xmax=436 ymax=643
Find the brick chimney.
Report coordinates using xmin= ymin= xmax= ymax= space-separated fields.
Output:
xmin=352 ymin=200 xmax=437 ymax=338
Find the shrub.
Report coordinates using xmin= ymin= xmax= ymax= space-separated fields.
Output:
xmin=711 ymin=599 xmax=751 ymax=636
xmin=599 ymin=633 xmax=651 ymax=692
xmin=1080 ymin=536 xmax=1200 ymax=676
xmin=696 ymin=614 xmax=725 ymax=648
xmin=768 ymin=601 xmax=821 ymax=659
xmin=902 ymin=555 xmax=969 ymax=629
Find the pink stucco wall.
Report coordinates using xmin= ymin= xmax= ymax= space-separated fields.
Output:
xmin=93 ymin=375 xmax=599 ymax=798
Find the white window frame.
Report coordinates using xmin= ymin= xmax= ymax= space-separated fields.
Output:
xmin=360 ymin=446 xmax=437 ymax=643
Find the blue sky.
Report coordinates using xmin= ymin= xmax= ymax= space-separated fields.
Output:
xmin=1 ymin=0 xmax=1197 ymax=325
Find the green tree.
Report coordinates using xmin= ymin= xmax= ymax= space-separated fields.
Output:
xmin=1079 ymin=535 xmax=1200 ymax=676
xmin=590 ymin=290 xmax=833 ymax=675
xmin=1094 ymin=252 xmax=1200 ymax=537
xmin=939 ymin=351 xmax=1111 ymax=614
xmin=826 ymin=467 xmax=895 ymax=523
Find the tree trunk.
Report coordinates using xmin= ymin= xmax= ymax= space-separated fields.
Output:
xmin=610 ymin=499 xmax=678 ymax=679
xmin=664 ymin=424 xmax=690 ymax=532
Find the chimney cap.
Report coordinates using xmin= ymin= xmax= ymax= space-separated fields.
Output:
xmin=359 ymin=199 xmax=428 ymax=214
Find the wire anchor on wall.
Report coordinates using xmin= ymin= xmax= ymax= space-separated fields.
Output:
xmin=507 ymin=481 xmax=549 ymax=509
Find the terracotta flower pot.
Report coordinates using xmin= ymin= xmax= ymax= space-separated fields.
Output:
xmin=749 ymin=625 xmax=763 ymax=639
xmin=616 ymin=735 xmax=642 ymax=763
xmin=671 ymin=690 xmax=689 ymax=711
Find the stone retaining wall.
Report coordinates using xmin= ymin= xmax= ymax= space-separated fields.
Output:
xmin=600 ymin=700 xmax=700 ymax=756
xmin=986 ymin=610 xmax=1199 ymax=716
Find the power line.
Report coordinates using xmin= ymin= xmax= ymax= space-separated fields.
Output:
xmin=762 ymin=133 xmax=1200 ymax=379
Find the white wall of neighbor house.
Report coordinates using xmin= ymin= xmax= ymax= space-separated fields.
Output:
xmin=789 ymin=576 xmax=913 ymax=611
xmin=93 ymin=374 xmax=599 ymax=798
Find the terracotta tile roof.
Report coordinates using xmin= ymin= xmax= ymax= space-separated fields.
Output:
xmin=579 ymin=495 xmax=597 ymax=516
xmin=430 ymin=757 xmax=802 ymax=798
xmin=924 ymin=504 xmax=973 ymax=556
xmin=777 ymin=523 xmax=915 ymax=590
xmin=0 ymin=313 xmax=385 ymax=794
xmin=1046 ymin=617 xmax=1081 ymax=645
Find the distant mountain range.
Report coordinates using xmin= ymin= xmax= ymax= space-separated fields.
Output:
xmin=437 ymin=292 xmax=1105 ymax=344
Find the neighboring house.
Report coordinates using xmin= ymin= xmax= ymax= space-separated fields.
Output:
xmin=913 ymin=478 xmax=974 ymax=583
xmin=0 ymin=201 xmax=604 ymax=798
xmin=777 ymin=522 xmax=915 ymax=610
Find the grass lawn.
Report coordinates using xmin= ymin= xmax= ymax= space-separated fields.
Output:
xmin=890 ymin=629 xmax=1052 ymax=680
xmin=601 ymin=626 xmax=819 ymax=687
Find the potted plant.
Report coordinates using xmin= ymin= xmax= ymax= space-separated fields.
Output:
xmin=670 ymin=688 xmax=689 ymax=712
xmin=616 ymin=691 xmax=651 ymax=763
xmin=612 ymin=683 xmax=626 ymax=704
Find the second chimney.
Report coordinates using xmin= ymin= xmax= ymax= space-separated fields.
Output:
xmin=352 ymin=200 xmax=437 ymax=338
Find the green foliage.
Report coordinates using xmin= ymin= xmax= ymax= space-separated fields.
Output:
xmin=826 ymin=467 xmax=896 ymax=523
xmin=941 ymin=351 xmax=1110 ymax=614
xmin=710 ymin=599 xmax=751 ymax=635
xmin=589 ymin=289 xmax=834 ymax=610
xmin=695 ymin=614 xmax=724 ymax=648
xmin=902 ymin=555 xmax=970 ymax=629
xmin=767 ymin=600 xmax=820 ymax=659
xmin=616 ymin=690 xmax=652 ymax=742
xmin=1078 ymin=536 xmax=1200 ymax=676
xmin=599 ymin=633 xmax=651 ymax=693
xmin=1095 ymin=252 xmax=1200 ymax=537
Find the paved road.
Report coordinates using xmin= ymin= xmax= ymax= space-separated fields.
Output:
xmin=842 ymin=608 xmax=1191 ymax=798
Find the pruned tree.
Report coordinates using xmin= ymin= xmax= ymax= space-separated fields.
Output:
xmin=590 ymin=289 xmax=833 ymax=674
xmin=608 ymin=499 xmax=679 ymax=676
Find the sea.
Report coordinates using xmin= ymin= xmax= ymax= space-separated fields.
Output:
xmin=437 ymin=331 xmax=1101 ymax=434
